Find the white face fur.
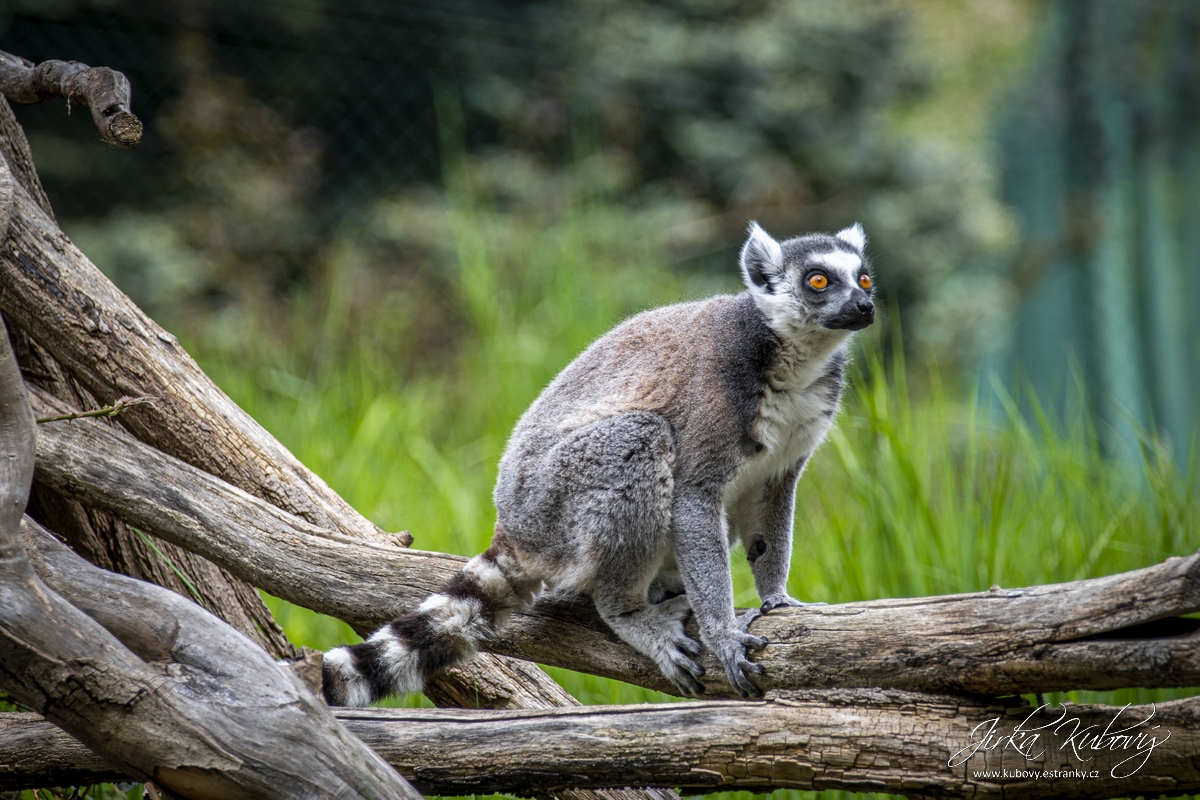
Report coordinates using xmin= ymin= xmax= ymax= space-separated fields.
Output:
xmin=738 ymin=221 xmax=875 ymax=339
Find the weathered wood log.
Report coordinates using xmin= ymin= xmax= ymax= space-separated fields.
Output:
xmin=3 ymin=691 xmax=1196 ymax=798
xmin=32 ymin=389 xmax=1200 ymax=698
xmin=0 ymin=712 xmax=123 ymax=790
xmin=1 ymin=315 xmax=419 ymax=799
xmin=22 ymin=516 xmax=421 ymax=799
xmin=0 ymin=93 xmax=293 ymax=658
xmin=0 ymin=50 xmax=142 ymax=146
xmin=28 ymin=388 xmax=684 ymax=800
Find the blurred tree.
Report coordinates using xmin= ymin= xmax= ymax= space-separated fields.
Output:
xmin=448 ymin=0 xmax=1030 ymax=367
xmin=999 ymin=0 xmax=1200 ymax=462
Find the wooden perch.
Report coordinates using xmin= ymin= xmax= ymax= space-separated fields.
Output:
xmin=0 ymin=51 xmax=142 ymax=146
xmin=31 ymin=388 xmax=1200 ymax=699
xmin=20 ymin=516 xmax=420 ymax=799
xmin=3 ymin=691 xmax=1197 ymax=798
xmin=0 ymin=316 xmax=418 ymax=799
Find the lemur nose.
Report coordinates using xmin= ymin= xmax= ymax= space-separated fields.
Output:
xmin=857 ymin=299 xmax=875 ymax=317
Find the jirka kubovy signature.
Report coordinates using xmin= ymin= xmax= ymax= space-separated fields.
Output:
xmin=948 ymin=703 xmax=1171 ymax=778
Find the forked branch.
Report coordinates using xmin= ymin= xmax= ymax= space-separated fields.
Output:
xmin=0 ymin=313 xmax=418 ymax=798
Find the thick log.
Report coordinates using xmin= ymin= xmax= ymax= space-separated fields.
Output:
xmin=28 ymin=387 xmax=683 ymax=800
xmin=3 ymin=691 xmax=1197 ymax=798
xmin=0 ymin=712 xmax=122 ymax=790
xmin=32 ymin=391 xmax=1200 ymax=698
xmin=0 ymin=93 xmax=292 ymax=658
xmin=0 ymin=51 xmax=142 ymax=146
xmin=21 ymin=516 xmax=421 ymax=799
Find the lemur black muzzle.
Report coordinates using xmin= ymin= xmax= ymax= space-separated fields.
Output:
xmin=823 ymin=290 xmax=875 ymax=331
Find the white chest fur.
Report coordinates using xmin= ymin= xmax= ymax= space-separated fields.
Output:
xmin=722 ymin=342 xmax=845 ymax=514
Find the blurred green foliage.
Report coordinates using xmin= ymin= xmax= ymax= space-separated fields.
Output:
xmin=450 ymin=0 xmax=1030 ymax=367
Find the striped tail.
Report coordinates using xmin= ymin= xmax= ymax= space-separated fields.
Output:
xmin=321 ymin=536 xmax=537 ymax=707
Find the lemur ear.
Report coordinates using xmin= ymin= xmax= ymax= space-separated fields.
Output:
xmin=835 ymin=222 xmax=866 ymax=253
xmin=740 ymin=221 xmax=784 ymax=293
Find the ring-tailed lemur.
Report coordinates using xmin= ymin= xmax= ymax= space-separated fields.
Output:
xmin=322 ymin=222 xmax=874 ymax=703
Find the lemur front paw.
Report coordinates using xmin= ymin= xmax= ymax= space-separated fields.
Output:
xmin=709 ymin=609 xmax=768 ymax=698
xmin=760 ymin=593 xmax=827 ymax=612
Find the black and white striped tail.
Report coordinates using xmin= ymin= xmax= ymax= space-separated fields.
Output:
xmin=322 ymin=536 xmax=534 ymax=707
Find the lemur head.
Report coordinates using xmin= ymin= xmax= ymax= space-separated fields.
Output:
xmin=738 ymin=221 xmax=875 ymax=338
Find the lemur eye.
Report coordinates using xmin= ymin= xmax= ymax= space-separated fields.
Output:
xmin=858 ymin=274 xmax=871 ymax=290
xmin=808 ymin=273 xmax=828 ymax=290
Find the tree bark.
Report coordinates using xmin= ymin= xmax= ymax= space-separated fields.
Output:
xmin=3 ymin=691 xmax=1196 ymax=798
xmin=1 ymin=311 xmax=419 ymax=799
xmin=29 ymin=390 xmax=677 ymax=800
xmin=0 ymin=92 xmax=397 ymax=547
xmin=30 ymin=390 xmax=1200 ymax=699
xmin=0 ymin=92 xmax=294 ymax=658
xmin=0 ymin=51 xmax=142 ymax=146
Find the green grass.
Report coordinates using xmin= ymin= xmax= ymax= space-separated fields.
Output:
xmin=170 ymin=196 xmax=1199 ymax=799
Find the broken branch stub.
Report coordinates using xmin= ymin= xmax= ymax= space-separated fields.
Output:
xmin=0 ymin=51 xmax=141 ymax=146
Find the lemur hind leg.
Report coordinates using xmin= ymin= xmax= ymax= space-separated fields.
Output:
xmin=535 ymin=412 xmax=704 ymax=695
xmin=647 ymin=566 xmax=686 ymax=603
xmin=594 ymin=583 xmax=704 ymax=695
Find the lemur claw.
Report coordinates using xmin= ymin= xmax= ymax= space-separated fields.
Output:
xmin=736 ymin=606 xmax=763 ymax=631
xmin=761 ymin=594 xmax=826 ymax=612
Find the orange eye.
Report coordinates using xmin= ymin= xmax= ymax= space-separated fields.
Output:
xmin=858 ymin=274 xmax=871 ymax=290
xmin=808 ymin=273 xmax=828 ymax=290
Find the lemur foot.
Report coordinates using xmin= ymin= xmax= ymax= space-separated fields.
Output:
xmin=647 ymin=595 xmax=705 ymax=696
xmin=707 ymin=608 xmax=767 ymax=698
xmin=760 ymin=593 xmax=827 ymax=612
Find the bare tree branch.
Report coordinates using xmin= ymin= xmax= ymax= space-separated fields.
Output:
xmin=0 ymin=51 xmax=142 ymax=146
xmin=36 ymin=395 xmax=154 ymax=423
xmin=23 ymin=516 xmax=421 ymax=799
xmin=30 ymin=387 xmax=1200 ymax=699
xmin=0 ymin=92 xmax=294 ymax=658
xmin=4 ymin=691 xmax=1197 ymax=798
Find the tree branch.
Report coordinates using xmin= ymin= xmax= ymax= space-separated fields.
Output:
xmin=1 ymin=93 xmax=294 ymax=659
xmin=0 ymin=51 xmax=142 ymax=146
xmin=2 ymin=312 xmax=418 ymax=798
xmin=17 ymin=514 xmax=421 ymax=798
xmin=3 ymin=691 xmax=1197 ymax=798
xmin=31 ymin=388 xmax=1200 ymax=698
